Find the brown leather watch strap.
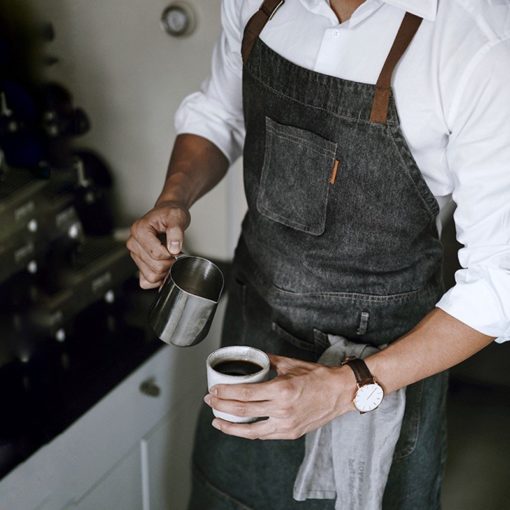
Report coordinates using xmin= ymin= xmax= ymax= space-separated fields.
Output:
xmin=241 ymin=0 xmax=285 ymax=64
xmin=370 ymin=12 xmax=423 ymax=124
xmin=344 ymin=358 xmax=374 ymax=387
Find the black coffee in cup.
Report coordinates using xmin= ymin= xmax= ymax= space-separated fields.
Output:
xmin=207 ymin=346 xmax=270 ymax=422
xmin=213 ymin=359 xmax=263 ymax=376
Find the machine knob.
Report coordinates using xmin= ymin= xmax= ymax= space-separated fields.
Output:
xmin=140 ymin=378 xmax=161 ymax=398
xmin=27 ymin=219 xmax=38 ymax=233
xmin=27 ymin=260 xmax=38 ymax=274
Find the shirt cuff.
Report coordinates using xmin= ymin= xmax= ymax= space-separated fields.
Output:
xmin=436 ymin=267 xmax=510 ymax=344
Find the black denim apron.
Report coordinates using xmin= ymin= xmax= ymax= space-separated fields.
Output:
xmin=189 ymin=3 xmax=448 ymax=509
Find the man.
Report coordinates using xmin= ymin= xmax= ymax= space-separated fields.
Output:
xmin=127 ymin=0 xmax=510 ymax=508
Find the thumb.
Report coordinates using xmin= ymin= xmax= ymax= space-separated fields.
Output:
xmin=166 ymin=225 xmax=183 ymax=255
xmin=268 ymin=354 xmax=294 ymax=375
xmin=161 ymin=206 xmax=190 ymax=255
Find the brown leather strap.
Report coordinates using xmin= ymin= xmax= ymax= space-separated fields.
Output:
xmin=344 ymin=358 xmax=374 ymax=386
xmin=370 ymin=12 xmax=423 ymax=124
xmin=242 ymin=0 xmax=285 ymax=64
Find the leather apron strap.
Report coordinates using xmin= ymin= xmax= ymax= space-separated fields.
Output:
xmin=241 ymin=0 xmax=285 ymax=64
xmin=370 ymin=12 xmax=423 ymax=124
xmin=241 ymin=3 xmax=423 ymax=125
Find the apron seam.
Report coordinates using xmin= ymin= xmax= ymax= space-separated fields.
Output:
xmin=265 ymin=124 xmax=337 ymax=156
xmin=243 ymin=66 xmax=395 ymax=128
xmin=246 ymin=38 xmax=398 ymax=120
xmin=267 ymin=283 xmax=436 ymax=303
xmin=386 ymin=127 xmax=440 ymax=219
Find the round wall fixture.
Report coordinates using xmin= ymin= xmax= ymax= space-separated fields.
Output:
xmin=160 ymin=2 xmax=197 ymax=37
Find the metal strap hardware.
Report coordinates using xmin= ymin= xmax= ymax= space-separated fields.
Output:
xmin=261 ymin=0 xmax=285 ymax=19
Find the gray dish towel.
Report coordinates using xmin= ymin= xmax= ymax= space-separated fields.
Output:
xmin=293 ymin=335 xmax=406 ymax=510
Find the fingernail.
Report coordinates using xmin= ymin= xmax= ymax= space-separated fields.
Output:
xmin=211 ymin=419 xmax=221 ymax=430
xmin=204 ymin=394 xmax=211 ymax=405
xmin=169 ymin=241 xmax=181 ymax=254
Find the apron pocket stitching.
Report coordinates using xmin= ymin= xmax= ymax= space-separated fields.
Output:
xmin=256 ymin=116 xmax=333 ymax=236
xmin=266 ymin=125 xmax=337 ymax=156
xmin=256 ymin=203 xmax=322 ymax=232
xmin=264 ymin=116 xmax=338 ymax=155
xmin=272 ymin=321 xmax=318 ymax=352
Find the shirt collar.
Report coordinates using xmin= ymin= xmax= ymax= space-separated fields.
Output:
xmin=300 ymin=0 xmax=438 ymax=22
xmin=383 ymin=0 xmax=438 ymax=20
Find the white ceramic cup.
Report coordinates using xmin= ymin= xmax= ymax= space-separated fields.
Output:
xmin=206 ymin=345 xmax=270 ymax=423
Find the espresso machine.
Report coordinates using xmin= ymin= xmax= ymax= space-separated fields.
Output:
xmin=0 ymin=4 xmax=154 ymax=478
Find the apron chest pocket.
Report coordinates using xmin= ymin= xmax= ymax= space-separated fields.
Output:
xmin=256 ymin=117 xmax=338 ymax=236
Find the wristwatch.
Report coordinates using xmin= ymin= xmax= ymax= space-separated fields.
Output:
xmin=343 ymin=358 xmax=384 ymax=413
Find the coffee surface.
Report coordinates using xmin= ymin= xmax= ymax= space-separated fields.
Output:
xmin=213 ymin=359 xmax=262 ymax=376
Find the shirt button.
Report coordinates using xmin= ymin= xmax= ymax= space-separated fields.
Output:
xmin=332 ymin=30 xmax=340 ymax=37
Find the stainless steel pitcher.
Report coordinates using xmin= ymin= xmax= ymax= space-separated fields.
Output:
xmin=148 ymin=255 xmax=224 ymax=347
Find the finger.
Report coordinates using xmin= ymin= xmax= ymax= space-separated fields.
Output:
xmin=204 ymin=394 xmax=288 ymax=419
xmin=212 ymin=417 xmax=303 ymax=441
xmin=131 ymin=253 xmax=166 ymax=287
xmin=211 ymin=379 xmax=285 ymax=402
xmin=138 ymin=273 xmax=160 ymax=290
xmin=211 ymin=417 xmax=276 ymax=440
xmin=128 ymin=237 xmax=173 ymax=275
xmin=130 ymin=220 xmax=172 ymax=261
xmin=130 ymin=251 xmax=165 ymax=282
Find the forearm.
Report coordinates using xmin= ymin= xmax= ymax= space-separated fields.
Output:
xmin=156 ymin=133 xmax=229 ymax=209
xmin=362 ymin=308 xmax=494 ymax=394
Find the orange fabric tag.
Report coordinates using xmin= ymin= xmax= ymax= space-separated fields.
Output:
xmin=329 ymin=159 xmax=340 ymax=184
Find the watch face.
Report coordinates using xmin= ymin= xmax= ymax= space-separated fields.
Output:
xmin=353 ymin=383 xmax=384 ymax=413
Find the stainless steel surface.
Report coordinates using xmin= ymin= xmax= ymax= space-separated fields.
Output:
xmin=149 ymin=255 xmax=224 ymax=347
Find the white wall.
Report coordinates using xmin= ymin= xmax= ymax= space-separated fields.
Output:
xmin=29 ymin=0 xmax=246 ymax=260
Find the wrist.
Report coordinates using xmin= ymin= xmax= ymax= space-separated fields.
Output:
xmin=154 ymin=196 xmax=189 ymax=212
xmin=364 ymin=353 xmax=391 ymax=394
xmin=328 ymin=365 xmax=357 ymax=417
xmin=156 ymin=170 xmax=195 ymax=210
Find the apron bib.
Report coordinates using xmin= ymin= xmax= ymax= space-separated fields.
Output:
xmin=189 ymin=3 xmax=448 ymax=509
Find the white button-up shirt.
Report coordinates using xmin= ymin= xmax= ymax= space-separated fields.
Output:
xmin=175 ymin=0 xmax=510 ymax=343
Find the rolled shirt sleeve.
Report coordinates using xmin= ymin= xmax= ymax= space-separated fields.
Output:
xmin=174 ymin=0 xmax=245 ymax=164
xmin=436 ymin=39 xmax=510 ymax=343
